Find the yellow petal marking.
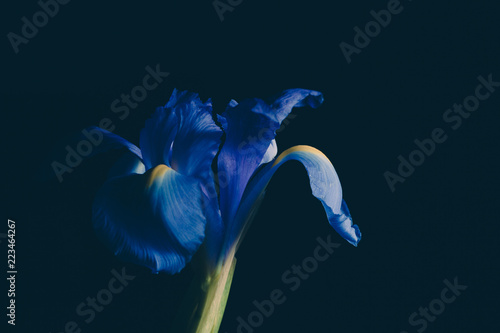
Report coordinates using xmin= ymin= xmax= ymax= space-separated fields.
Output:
xmin=146 ymin=164 xmax=171 ymax=188
xmin=272 ymin=145 xmax=328 ymax=167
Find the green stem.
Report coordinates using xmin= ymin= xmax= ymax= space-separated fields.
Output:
xmin=172 ymin=252 xmax=236 ymax=333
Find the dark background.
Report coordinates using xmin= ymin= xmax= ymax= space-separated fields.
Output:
xmin=2 ymin=0 xmax=499 ymax=332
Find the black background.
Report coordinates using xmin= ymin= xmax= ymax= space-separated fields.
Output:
xmin=2 ymin=0 xmax=499 ymax=332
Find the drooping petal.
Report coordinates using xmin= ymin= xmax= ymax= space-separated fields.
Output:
xmin=217 ymin=89 xmax=324 ymax=226
xmin=92 ymin=164 xmax=207 ymax=274
xmin=223 ymin=145 xmax=360 ymax=255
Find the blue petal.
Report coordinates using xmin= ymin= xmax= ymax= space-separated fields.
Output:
xmin=168 ymin=91 xmax=223 ymax=180
xmin=84 ymin=126 xmax=142 ymax=159
xmin=44 ymin=127 xmax=142 ymax=181
xmin=57 ymin=126 xmax=142 ymax=160
xmin=200 ymin=179 xmax=225 ymax=268
xmin=217 ymin=89 xmax=324 ymax=225
xmin=223 ymin=145 xmax=360 ymax=253
xmin=260 ymin=139 xmax=278 ymax=166
xmin=138 ymin=90 xmax=224 ymax=267
xmin=107 ymin=152 xmax=146 ymax=179
xmin=267 ymin=89 xmax=324 ymax=123
xmin=140 ymin=89 xmax=223 ymax=181
xmin=92 ymin=165 xmax=207 ymax=274
xmin=217 ymin=99 xmax=279 ymax=223
xmin=139 ymin=106 xmax=178 ymax=170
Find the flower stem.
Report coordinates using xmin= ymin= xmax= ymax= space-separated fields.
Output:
xmin=172 ymin=252 xmax=236 ymax=333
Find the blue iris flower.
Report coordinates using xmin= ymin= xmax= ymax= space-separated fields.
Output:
xmin=87 ymin=88 xmax=360 ymax=331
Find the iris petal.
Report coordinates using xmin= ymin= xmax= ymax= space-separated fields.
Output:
xmin=138 ymin=89 xmax=224 ymax=267
xmin=139 ymin=89 xmax=222 ymax=181
xmin=45 ymin=127 xmax=142 ymax=181
xmin=217 ymin=99 xmax=279 ymax=225
xmin=200 ymin=181 xmax=225 ymax=267
xmin=268 ymin=88 xmax=324 ymax=123
xmin=82 ymin=126 xmax=142 ymax=159
xmin=139 ymin=107 xmax=178 ymax=171
xmin=106 ymin=152 xmax=146 ymax=179
xmin=217 ymin=89 xmax=324 ymax=226
xmin=168 ymin=91 xmax=223 ymax=180
xmin=225 ymin=145 xmax=360 ymax=253
xmin=260 ymin=139 xmax=278 ymax=166
xmin=92 ymin=165 xmax=207 ymax=274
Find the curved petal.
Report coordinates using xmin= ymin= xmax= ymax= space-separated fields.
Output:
xmin=139 ymin=106 xmax=178 ymax=170
xmin=45 ymin=127 xmax=142 ymax=182
xmin=223 ymin=145 xmax=360 ymax=255
xmin=169 ymin=91 xmax=223 ymax=180
xmin=50 ymin=126 xmax=142 ymax=162
xmin=92 ymin=165 xmax=207 ymax=274
xmin=139 ymin=89 xmax=223 ymax=181
xmin=107 ymin=151 xmax=146 ymax=179
xmin=84 ymin=126 xmax=142 ymax=159
xmin=260 ymin=139 xmax=278 ymax=166
xmin=217 ymin=89 xmax=324 ymax=226
xmin=217 ymin=99 xmax=278 ymax=226
xmin=267 ymin=88 xmax=324 ymax=123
